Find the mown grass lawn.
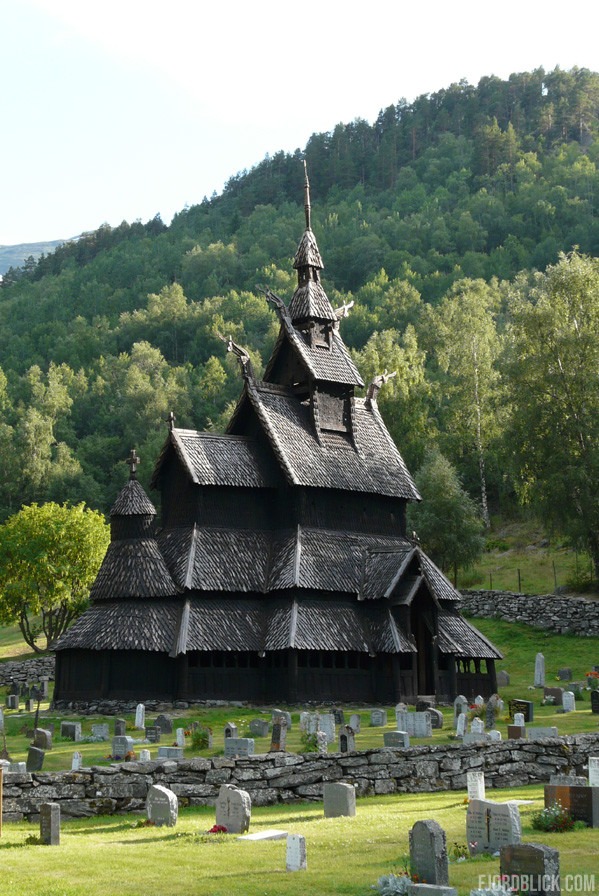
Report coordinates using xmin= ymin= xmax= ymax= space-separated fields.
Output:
xmin=1 ymin=788 xmax=598 ymax=896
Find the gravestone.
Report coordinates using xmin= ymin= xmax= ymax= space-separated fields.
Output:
xmin=453 ymin=695 xmax=468 ymax=727
xmin=139 ymin=749 xmax=151 ymax=761
xmin=549 ymin=774 xmax=587 ymax=786
xmin=589 ymin=757 xmax=599 ymax=787
xmin=39 ymin=677 xmax=49 ymax=698
xmin=557 ymin=667 xmax=572 ymax=681
xmin=370 ymin=709 xmax=387 ymax=727
xmin=301 ymin=712 xmax=319 ymax=735
xmin=146 ymin=784 xmax=178 ymax=826
xmin=467 ymin=799 xmax=522 ymax=855
xmin=467 ymin=770 xmax=486 ymax=801
xmin=216 ymin=783 xmax=251 ymax=834
xmin=338 ymin=725 xmax=356 ymax=753
xmin=383 ymin=731 xmax=410 ymax=748
xmin=562 ymin=691 xmax=575 ymax=713
xmin=323 ymin=782 xmax=356 ymax=818
xmin=91 ymin=724 xmax=109 ymax=741
xmin=9 ymin=680 xmax=18 ymax=695
xmin=500 ymin=843 xmax=560 ymax=896
xmin=316 ymin=731 xmax=328 ymax=754
xmin=157 ymin=746 xmax=184 ymax=759
xmin=528 ymin=727 xmax=559 ymax=740
xmin=114 ymin=719 xmax=126 ymax=737
xmin=319 ymin=713 xmax=336 ymax=744
xmin=60 ymin=721 xmax=82 ymax=742
xmin=112 ymin=735 xmax=135 ymax=759
xmin=514 ymin=712 xmax=526 ymax=727
xmin=543 ymin=686 xmax=564 ymax=707
xmin=34 ymin=728 xmax=52 ymax=750
xmin=409 ymin=819 xmax=449 ymax=886
xmin=470 ymin=717 xmax=485 ymax=735
xmin=333 ymin=708 xmax=345 ymax=725
xmin=249 ymin=719 xmax=270 ymax=737
xmin=286 ymin=833 xmax=307 ymax=871
xmin=486 ymin=694 xmax=499 ymax=730
xmin=544 ymin=784 xmax=599 ymax=827
xmin=488 ymin=730 xmax=502 ymax=742
xmin=456 ymin=712 xmax=467 ymax=738
xmin=428 ymin=708 xmax=444 ymax=729
xmin=7 ymin=695 xmax=19 ymax=710
xmin=155 ymin=714 xmax=173 ymax=734
xmin=224 ymin=737 xmax=254 ymax=758
xmin=26 ymin=699 xmax=34 ymax=712
xmin=26 ymin=746 xmax=45 ymax=771
xmin=40 ymin=802 xmax=60 ymax=845
xmin=71 ymin=751 xmax=83 ymax=770
xmin=135 ymin=703 xmax=145 ymax=729
xmin=269 ymin=717 xmax=287 ymax=752
xmin=497 ymin=670 xmax=510 ymax=688
xmin=175 ymin=728 xmax=186 ymax=748
xmin=9 ymin=761 xmax=26 ymax=773
xmin=591 ymin=690 xmax=599 ymax=714
xmin=463 ymin=732 xmax=491 ymax=746
xmin=349 ymin=713 xmax=361 ymax=733
xmin=534 ymin=653 xmax=545 ymax=687
xmin=474 ymin=695 xmax=484 ymax=707
xmin=224 ymin=722 xmax=238 ymax=739
xmin=509 ymin=699 xmax=534 ymax=723
xmin=0 ymin=707 xmax=4 ymax=731
xmin=396 ymin=711 xmax=432 ymax=738
xmin=272 ymin=709 xmax=292 ymax=729
xmin=145 ymin=726 xmax=161 ymax=744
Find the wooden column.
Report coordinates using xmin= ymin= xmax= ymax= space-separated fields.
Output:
xmin=288 ymin=650 xmax=298 ymax=703
xmin=176 ymin=654 xmax=188 ymax=699
xmin=449 ymin=655 xmax=458 ymax=700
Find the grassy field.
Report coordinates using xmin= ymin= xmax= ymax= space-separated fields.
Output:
xmin=1 ymin=788 xmax=598 ymax=896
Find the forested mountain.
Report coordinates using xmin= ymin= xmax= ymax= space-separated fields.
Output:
xmin=1 ymin=65 xmax=599 ymax=557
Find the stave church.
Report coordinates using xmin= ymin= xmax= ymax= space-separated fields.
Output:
xmin=54 ymin=172 xmax=501 ymax=705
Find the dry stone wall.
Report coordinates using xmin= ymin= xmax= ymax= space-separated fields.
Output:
xmin=461 ymin=591 xmax=599 ymax=636
xmin=3 ymin=734 xmax=599 ymax=822
xmin=0 ymin=656 xmax=55 ymax=688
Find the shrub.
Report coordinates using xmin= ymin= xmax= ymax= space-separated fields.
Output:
xmin=531 ymin=802 xmax=575 ymax=833
xmin=372 ymin=873 xmax=412 ymax=895
xmin=191 ymin=726 xmax=212 ymax=750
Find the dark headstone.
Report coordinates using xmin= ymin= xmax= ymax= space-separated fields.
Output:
xmin=34 ymin=728 xmax=52 ymax=750
xmin=509 ymin=699 xmax=534 ymax=722
xmin=146 ymin=784 xmax=178 ymax=827
xmin=269 ymin=717 xmax=287 ymax=752
xmin=6 ymin=695 xmax=19 ymax=710
xmin=26 ymin=746 xmax=45 ymax=771
xmin=333 ymin=708 xmax=345 ymax=725
xmin=544 ymin=785 xmax=599 ymax=828
xmin=145 ymin=726 xmax=161 ymax=744
xmin=486 ymin=694 xmax=499 ymax=730
xmin=60 ymin=721 xmax=81 ymax=741
xmin=507 ymin=724 xmax=526 ymax=740
xmin=557 ymin=667 xmax=572 ymax=681
xmin=114 ymin=719 xmax=126 ymax=737
xmin=591 ymin=690 xmax=599 ymax=714
xmin=9 ymin=680 xmax=19 ymax=696
xmin=428 ymin=708 xmax=444 ymax=729
xmin=409 ymin=819 xmax=449 ymax=887
xmin=415 ymin=699 xmax=433 ymax=713
xmin=497 ymin=670 xmax=510 ymax=687
xmin=154 ymin=714 xmax=173 ymax=734
xmin=543 ymin=686 xmax=564 ymax=707
xmin=40 ymin=802 xmax=60 ymax=846
xmin=500 ymin=844 xmax=560 ymax=896
xmin=26 ymin=699 xmax=35 ymax=713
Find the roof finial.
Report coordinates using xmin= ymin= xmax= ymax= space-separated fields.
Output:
xmin=366 ymin=370 xmax=397 ymax=403
xmin=127 ymin=448 xmax=140 ymax=480
xmin=303 ymin=160 xmax=312 ymax=231
xmin=167 ymin=410 xmax=176 ymax=431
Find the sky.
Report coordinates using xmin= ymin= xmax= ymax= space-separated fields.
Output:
xmin=1 ymin=0 xmax=598 ymax=247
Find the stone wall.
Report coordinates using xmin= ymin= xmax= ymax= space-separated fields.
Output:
xmin=461 ymin=590 xmax=599 ymax=637
xmin=0 ymin=656 xmax=55 ymax=688
xmin=3 ymin=733 xmax=599 ymax=822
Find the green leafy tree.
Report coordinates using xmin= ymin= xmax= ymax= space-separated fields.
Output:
xmin=0 ymin=502 xmax=109 ymax=651
xmin=408 ymin=449 xmax=485 ymax=584
xmin=504 ymin=252 xmax=599 ymax=576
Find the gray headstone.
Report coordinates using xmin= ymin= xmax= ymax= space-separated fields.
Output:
xmin=470 ymin=717 xmax=485 ymax=735
xmin=589 ymin=757 xmax=599 ymax=787
xmin=271 ymin=709 xmax=292 ymax=729
xmin=513 ymin=713 xmax=525 ymax=727
xmin=500 ymin=843 xmax=560 ymax=896
xmin=135 ymin=703 xmax=145 ymax=729
xmin=474 ymin=695 xmax=484 ymax=707
xmin=26 ymin=699 xmax=34 ymax=713
xmin=39 ymin=677 xmax=49 ymax=698
xmin=157 ymin=746 xmax=184 ymax=760
xmin=467 ymin=799 xmax=521 ymax=855
xmin=562 ymin=691 xmax=575 ymax=713
xmin=319 ymin=713 xmax=336 ymax=744
xmin=0 ymin=707 xmax=4 ymax=731
xmin=549 ymin=774 xmax=587 ymax=786
xmin=112 ymin=735 xmax=135 ymax=759
xmin=269 ymin=718 xmax=287 ymax=752
xmin=534 ymin=652 xmax=545 ymax=688
xmin=224 ymin=722 xmax=238 ymax=739
xmin=456 ymin=712 xmax=466 ymax=738
xmin=485 ymin=694 xmax=499 ymax=730
xmin=323 ymin=782 xmax=356 ymax=818
xmin=496 ymin=670 xmax=510 ymax=687
xmin=91 ymin=723 xmax=109 ymax=741
xmin=286 ymin=833 xmax=307 ymax=871
xmin=114 ymin=719 xmax=126 ymax=737
xmin=154 ymin=714 xmax=173 ymax=734
xmin=338 ymin=725 xmax=356 ymax=753
xmin=34 ymin=728 xmax=52 ymax=750
xmin=409 ymin=819 xmax=449 ymax=886
xmin=396 ymin=711 xmax=432 ymax=738
xmin=7 ymin=695 xmax=19 ymax=710
xmin=527 ymin=727 xmax=559 ymax=740
xmin=488 ymin=730 xmax=502 ymax=742
xmin=370 ymin=709 xmax=387 ymax=727
xmin=557 ymin=667 xmax=572 ymax=681
xmin=71 ymin=751 xmax=83 ymax=770
xmin=139 ymin=749 xmax=151 ymax=761
xmin=224 ymin=737 xmax=254 ymax=758
xmin=384 ymin=731 xmax=410 ymax=748
xmin=146 ymin=784 xmax=178 ymax=826
xmin=215 ymin=783 xmax=251 ymax=834
xmin=175 ymin=727 xmax=186 ymax=748
xmin=9 ymin=761 xmax=27 ymax=773
xmin=315 ymin=731 xmax=328 ymax=754
xmin=145 ymin=726 xmax=161 ymax=743
xmin=249 ymin=719 xmax=270 ymax=737
xmin=349 ymin=713 xmax=361 ymax=733
xmin=453 ymin=695 xmax=468 ymax=727
xmin=61 ymin=721 xmax=82 ymax=742
xmin=40 ymin=802 xmax=60 ymax=845
xmin=26 ymin=746 xmax=45 ymax=772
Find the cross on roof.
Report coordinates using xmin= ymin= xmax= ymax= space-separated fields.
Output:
xmin=127 ymin=449 xmax=140 ymax=480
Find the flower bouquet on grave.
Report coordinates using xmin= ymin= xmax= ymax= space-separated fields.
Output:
xmin=207 ymin=824 xmax=228 ymax=834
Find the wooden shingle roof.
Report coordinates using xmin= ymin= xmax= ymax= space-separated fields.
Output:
xmin=89 ymin=539 xmax=178 ymax=600
xmin=437 ymin=608 xmax=503 ymax=659
xmin=288 ymin=281 xmax=335 ymax=322
xmin=54 ymin=600 xmax=181 ymax=652
xmin=111 ymin=479 xmax=156 ymax=516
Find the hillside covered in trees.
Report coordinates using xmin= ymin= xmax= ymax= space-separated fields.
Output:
xmin=1 ymin=65 xmax=599 ymax=569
